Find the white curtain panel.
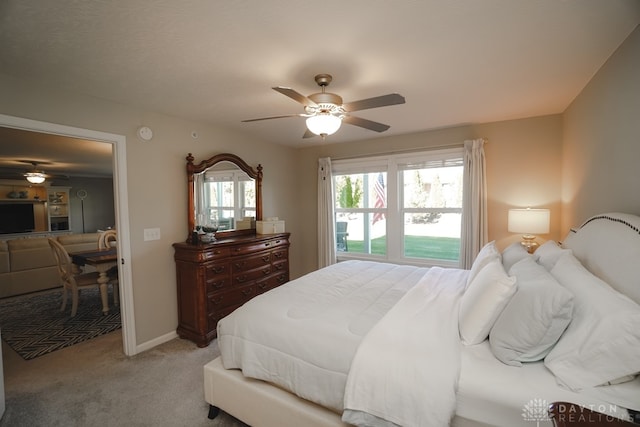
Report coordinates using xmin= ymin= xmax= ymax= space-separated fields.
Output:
xmin=318 ymin=157 xmax=336 ymax=267
xmin=460 ymin=139 xmax=488 ymax=269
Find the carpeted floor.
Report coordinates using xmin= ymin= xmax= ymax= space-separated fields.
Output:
xmin=0 ymin=288 xmax=121 ymax=360
xmin=1 ymin=331 xmax=248 ymax=427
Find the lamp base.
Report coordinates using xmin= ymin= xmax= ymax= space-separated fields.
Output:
xmin=520 ymin=234 xmax=539 ymax=254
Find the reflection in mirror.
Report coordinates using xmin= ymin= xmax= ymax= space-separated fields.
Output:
xmin=186 ymin=153 xmax=262 ymax=243
xmin=194 ymin=161 xmax=256 ymax=231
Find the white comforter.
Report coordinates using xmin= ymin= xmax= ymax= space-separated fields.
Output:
xmin=218 ymin=261 xmax=468 ymax=425
xmin=342 ymin=267 xmax=468 ymax=427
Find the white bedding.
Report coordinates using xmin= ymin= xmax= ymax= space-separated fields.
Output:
xmin=343 ymin=267 xmax=468 ymax=427
xmin=217 ymin=258 xmax=638 ymax=426
xmin=218 ymin=260 xmax=431 ymax=412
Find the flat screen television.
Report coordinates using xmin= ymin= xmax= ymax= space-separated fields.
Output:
xmin=0 ymin=203 xmax=36 ymax=234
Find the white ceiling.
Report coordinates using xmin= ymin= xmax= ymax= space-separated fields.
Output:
xmin=0 ymin=1 xmax=639 ymax=175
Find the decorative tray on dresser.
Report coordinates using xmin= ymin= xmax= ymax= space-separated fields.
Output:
xmin=173 ymin=232 xmax=290 ymax=347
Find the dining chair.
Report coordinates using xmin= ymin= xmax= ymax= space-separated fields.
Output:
xmin=98 ymin=229 xmax=117 ymax=249
xmin=48 ymin=238 xmax=103 ymax=317
xmin=98 ymin=229 xmax=119 ymax=305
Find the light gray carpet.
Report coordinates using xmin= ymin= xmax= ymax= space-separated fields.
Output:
xmin=1 ymin=331 xmax=249 ymax=427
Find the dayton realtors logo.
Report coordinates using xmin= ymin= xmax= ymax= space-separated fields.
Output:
xmin=522 ymin=398 xmax=550 ymax=426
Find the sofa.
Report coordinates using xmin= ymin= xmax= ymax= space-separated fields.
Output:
xmin=0 ymin=233 xmax=101 ymax=298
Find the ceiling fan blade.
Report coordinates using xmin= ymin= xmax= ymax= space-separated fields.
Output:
xmin=343 ymin=93 xmax=405 ymax=112
xmin=273 ymin=87 xmax=318 ymax=108
xmin=302 ymin=129 xmax=316 ymax=139
xmin=343 ymin=115 xmax=391 ymax=133
xmin=242 ymin=114 xmax=306 ymax=123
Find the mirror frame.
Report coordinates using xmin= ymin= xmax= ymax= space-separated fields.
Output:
xmin=186 ymin=152 xmax=262 ymax=243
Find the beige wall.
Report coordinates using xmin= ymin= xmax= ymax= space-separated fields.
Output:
xmin=0 ymin=24 xmax=635 ymax=349
xmin=562 ymin=25 xmax=640 ymax=230
xmin=0 ymin=73 xmax=301 ymax=346
xmin=295 ymin=115 xmax=564 ymax=274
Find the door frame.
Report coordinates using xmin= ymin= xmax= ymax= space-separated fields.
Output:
xmin=0 ymin=113 xmax=137 ymax=356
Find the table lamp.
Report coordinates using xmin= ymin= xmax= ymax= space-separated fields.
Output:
xmin=508 ymin=208 xmax=550 ymax=253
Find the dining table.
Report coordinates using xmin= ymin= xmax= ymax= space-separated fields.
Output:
xmin=70 ymin=247 xmax=118 ymax=315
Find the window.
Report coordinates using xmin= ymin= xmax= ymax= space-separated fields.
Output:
xmin=198 ymin=169 xmax=255 ymax=230
xmin=332 ymin=148 xmax=464 ymax=267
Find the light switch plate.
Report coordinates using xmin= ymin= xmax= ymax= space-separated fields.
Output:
xmin=143 ymin=228 xmax=161 ymax=241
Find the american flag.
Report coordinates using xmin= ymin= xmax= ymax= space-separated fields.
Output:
xmin=372 ymin=173 xmax=386 ymax=224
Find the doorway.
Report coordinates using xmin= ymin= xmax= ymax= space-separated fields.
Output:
xmin=0 ymin=113 xmax=136 ymax=355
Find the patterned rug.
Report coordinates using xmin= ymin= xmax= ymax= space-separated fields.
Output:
xmin=0 ymin=288 xmax=121 ymax=360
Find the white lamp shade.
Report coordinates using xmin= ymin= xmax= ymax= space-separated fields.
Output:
xmin=306 ymin=114 xmax=342 ymax=136
xmin=508 ymin=208 xmax=550 ymax=234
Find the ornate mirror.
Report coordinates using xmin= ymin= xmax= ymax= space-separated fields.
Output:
xmin=186 ymin=153 xmax=262 ymax=242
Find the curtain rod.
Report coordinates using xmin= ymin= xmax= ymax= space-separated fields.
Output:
xmin=329 ymin=138 xmax=487 ymax=161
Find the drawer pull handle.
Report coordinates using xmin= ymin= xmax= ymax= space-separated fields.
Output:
xmin=264 ymin=242 xmax=271 ymax=247
xmin=236 ymin=275 xmax=247 ymax=283
xmin=261 ymin=256 xmax=270 ymax=263
xmin=258 ymin=283 xmax=268 ymax=290
xmin=277 ymin=275 xmax=286 ymax=283
xmin=211 ymin=296 xmax=223 ymax=305
xmin=211 ymin=266 xmax=225 ymax=274
xmin=213 ymin=281 xmax=224 ymax=289
xmin=275 ymin=240 xmax=281 ymax=244
xmin=241 ymin=287 xmax=254 ymax=296
xmin=274 ymin=252 xmax=283 ymax=258
xmin=234 ymin=262 xmax=246 ymax=269
xmin=262 ymin=268 xmax=270 ymax=275
xmin=275 ymin=263 xmax=284 ymax=270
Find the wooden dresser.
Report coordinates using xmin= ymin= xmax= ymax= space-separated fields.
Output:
xmin=173 ymin=232 xmax=290 ymax=347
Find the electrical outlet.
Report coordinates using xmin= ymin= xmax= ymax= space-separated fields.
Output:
xmin=143 ymin=228 xmax=161 ymax=241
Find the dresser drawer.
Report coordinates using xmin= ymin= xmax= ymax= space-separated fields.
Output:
xmin=256 ymin=273 xmax=288 ymax=295
xmin=233 ymin=266 xmax=272 ymax=285
xmin=208 ymin=285 xmax=256 ymax=311
xmin=232 ymin=253 xmax=271 ymax=272
xmin=272 ymin=259 xmax=288 ymax=274
xmin=201 ymin=247 xmax=231 ymax=260
xmin=208 ymin=304 xmax=240 ymax=330
xmin=205 ymin=262 xmax=229 ymax=279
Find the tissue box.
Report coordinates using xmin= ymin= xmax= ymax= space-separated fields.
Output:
xmin=235 ymin=217 xmax=255 ymax=230
xmin=256 ymin=220 xmax=285 ymax=234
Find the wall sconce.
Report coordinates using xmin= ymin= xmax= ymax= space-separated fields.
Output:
xmin=508 ymin=208 xmax=550 ymax=253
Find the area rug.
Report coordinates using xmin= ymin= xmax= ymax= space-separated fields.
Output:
xmin=0 ymin=288 xmax=121 ymax=360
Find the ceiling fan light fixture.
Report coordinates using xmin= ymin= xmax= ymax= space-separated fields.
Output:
xmin=25 ymin=171 xmax=46 ymax=184
xmin=306 ymin=114 xmax=342 ymax=137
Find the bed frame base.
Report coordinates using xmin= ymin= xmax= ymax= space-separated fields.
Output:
xmin=208 ymin=405 xmax=220 ymax=420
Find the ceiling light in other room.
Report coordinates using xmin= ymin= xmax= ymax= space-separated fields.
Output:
xmin=25 ymin=171 xmax=46 ymax=184
xmin=306 ymin=114 xmax=342 ymax=137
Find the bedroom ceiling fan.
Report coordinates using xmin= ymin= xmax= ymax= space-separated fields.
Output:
xmin=242 ymin=74 xmax=406 ymax=139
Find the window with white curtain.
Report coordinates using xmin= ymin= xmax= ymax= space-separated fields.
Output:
xmin=332 ymin=147 xmax=464 ymax=267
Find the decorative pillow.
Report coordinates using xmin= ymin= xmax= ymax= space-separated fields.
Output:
xmin=544 ymin=252 xmax=640 ymax=390
xmin=501 ymin=242 xmax=531 ymax=272
xmin=534 ymin=240 xmax=572 ymax=271
xmin=489 ymin=257 xmax=574 ymax=366
xmin=466 ymin=241 xmax=500 ymax=288
xmin=459 ymin=258 xmax=517 ymax=345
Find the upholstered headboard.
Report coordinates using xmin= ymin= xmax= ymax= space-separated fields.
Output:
xmin=561 ymin=212 xmax=640 ymax=305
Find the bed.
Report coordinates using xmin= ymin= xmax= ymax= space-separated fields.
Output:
xmin=204 ymin=212 xmax=640 ymax=426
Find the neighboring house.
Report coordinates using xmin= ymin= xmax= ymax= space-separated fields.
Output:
xmin=0 ymin=26 xmax=638 ymax=354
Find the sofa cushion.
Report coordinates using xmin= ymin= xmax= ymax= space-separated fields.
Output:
xmin=0 ymin=240 xmax=9 ymax=274
xmin=8 ymin=237 xmax=56 ymax=271
xmin=58 ymin=233 xmax=100 ymax=253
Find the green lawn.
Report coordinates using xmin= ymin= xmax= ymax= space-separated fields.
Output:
xmin=346 ymin=235 xmax=460 ymax=260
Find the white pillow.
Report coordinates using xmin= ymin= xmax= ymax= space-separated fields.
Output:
xmin=489 ymin=257 xmax=574 ymax=366
xmin=459 ymin=258 xmax=517 ymax=345
xmin=534 ymin=240 xmax=572 ymax=271
xmin=501 ymin=242 xmax=531 ymax=272
xmin=466 ymin=241 xmax=500 ymax=288
xmin=544 ymin=252 xmax=640 ymax=390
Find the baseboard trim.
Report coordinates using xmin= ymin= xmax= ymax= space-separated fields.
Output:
xmin=135 ymin=330 xmax=178 ymax=354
